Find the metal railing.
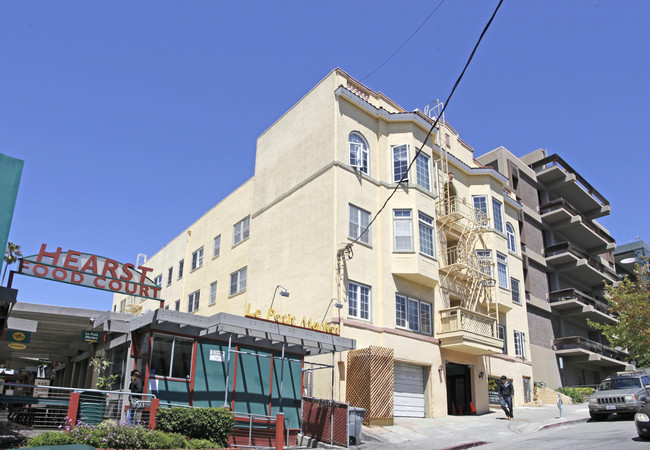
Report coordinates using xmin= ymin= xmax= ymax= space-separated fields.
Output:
xmin=439 ymin=307 xmax=496 ymax=337
xmin=435 ymin=197 xmax=490 ymax=227
xmin=553 ymin=336 xmax=630 ymax=361
xmin=230 ymin=412 xmax=289 ymax=449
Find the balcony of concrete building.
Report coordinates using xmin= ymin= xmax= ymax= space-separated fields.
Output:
xmin=549 ymin=288 xmax=616 ymax=325
xmin=540 ymin=199 xmax=615 ymax=254
xmin=553 ymin=336 xmax=633 ymax=371
xmin=544 ymin=242 xmax=619 ymax=286
xmin=437 ymin=307 xmax=503 ymax=355
xmin=529 ymin=154 xmax=610 ymax=219
xmin=391 ymin=252 xmax=439 ymax=288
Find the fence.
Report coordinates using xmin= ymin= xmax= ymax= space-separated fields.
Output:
xmin=301 ymin=397 xmax=349 ymax=447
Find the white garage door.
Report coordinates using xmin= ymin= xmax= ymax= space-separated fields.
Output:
xmin=394 ymin=362 xmax=425 ymax=417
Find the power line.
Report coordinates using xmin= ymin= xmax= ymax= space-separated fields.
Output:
xmin=361 ymin=0 xmax=447 ymax=82
xmin=347 ymin=0 xmax=504 ymax=251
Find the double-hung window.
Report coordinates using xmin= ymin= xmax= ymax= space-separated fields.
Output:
xmin=233 ymin=216 xmax=250 ymax=246
xmin=497 ymin=252 xmax=509 ymax=288
xmin=191 ymin=247 xmax=203 ymax=270
xmin=392 ymin=145 xmax=409 ymax=182
xmin=209 ymin=281 xmax=217 ymax=305
xmin=393 ymin=209 xmax=413 ymax=252
xmin=418 ymin=211 xmax=435 ymax=257
xmin=349 ymin=133 xmax=369 ymax=174
xmin=188 ymin=290 xmax=200 ymax=313
xmin=498 ymin=324 xmax=507 ymax=354
xmin=415 ymin=152 xmax=431 ymax=191
xmin=476 ymin=250 xmax=493 ymax=277
xmin=150 ymin=334 xmax=193 ymax=379
xmin=167 ymin=267 xmax=173 ymax=285
xmin=213 ymin=235 xmax=221 ymax=258
xmin=492 ymin=198 xmax=504 ymax=232
xmin=178 ymin=259 xmax=184 ymax=279
xmin=349 ymin=204 xmax=371 ymax=245
xmin=472 ymin=195 xmax=488 ymax=223
xmin=174 ymin=300 xmax=180 ymax=311
xmin=514 ymin=330 xmax=526 ymax=359
xmin=395 ymin=294 xmax=432 ymax=335
xmin=511 ymin=278 xmax=521 ymax=304
xmin=154 ymin=274 xmax=162 ymax=287
xmin=348 ymin=281 xmax=370 ymax=321
xmin=230 ymin=267 xmax=247 ymax=296
xmin=506 ymin=223 xmax=517 ymax=253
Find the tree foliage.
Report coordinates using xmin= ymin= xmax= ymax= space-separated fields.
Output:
xmin=2 ymin=241 xmax=22 ymax=286
xmin=588 ymin=260 xmax=650 ymax=366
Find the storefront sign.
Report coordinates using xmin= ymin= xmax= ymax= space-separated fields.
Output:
xmin=245 ymin=304 xmax=340 ymax=335
xmin=6 ymin=329 xmax=30 ymax=343
xmin=8 ymin=343 xmax=26 ymax=350
xmin=19 ymin=243 xmax=162 ymax=301
xmin=82 ymin=330 xmax=102 ymax=343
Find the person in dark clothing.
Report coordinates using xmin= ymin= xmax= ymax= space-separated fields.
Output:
xmin=498 ymin=375 xmax=514 ymax=420
xmin=127 ymin=369 xmax=144 ymax=424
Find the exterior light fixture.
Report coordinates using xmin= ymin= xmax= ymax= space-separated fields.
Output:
xmin=322 ymin=298 xmax=343 ymax=323
xmin=438 ymin=364 xmax=444 ymax=373
xmin=479 ymin=371 xmax=485 ymax=379
xmin=270 ymin=285 xmax=290 ymax=310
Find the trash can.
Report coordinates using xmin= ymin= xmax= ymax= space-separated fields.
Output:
xmin=348 ymin=407 xmax=366 ymax=445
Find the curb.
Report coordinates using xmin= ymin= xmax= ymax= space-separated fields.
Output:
xmin=441 ymin=441 xmax=488 ymax=450
xmin=538 ymin=417 xmax=589 ymax=431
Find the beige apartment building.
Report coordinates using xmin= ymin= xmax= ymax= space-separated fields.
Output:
xmin=114 ymin=69 xmax=533 ymax=420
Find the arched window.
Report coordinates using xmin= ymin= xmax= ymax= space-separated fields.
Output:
xmin=349 ymin=132 xmax=369 ymax=174
xmin=506 ymin=223 xmax=517 ymax=253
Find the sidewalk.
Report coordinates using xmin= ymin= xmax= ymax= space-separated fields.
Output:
xmin=356 ymin=404 xmax=590 ymax=450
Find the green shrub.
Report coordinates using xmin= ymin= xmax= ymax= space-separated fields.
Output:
xmin=24 ymin=430 xmax=77 ymax=447
xmin=556 ymin=386 xmax=595 ymax=403
xmin=187 ymin=437 xmax=221 ymax=449
xmin=155 ymin=407 xmax=234 ymax=447
xmin=143 ymin=429 xmax=188 ymax=449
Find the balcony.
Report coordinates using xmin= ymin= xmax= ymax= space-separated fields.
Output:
xmin=529 ymin=154 xmax=610 ymax=219
xmin=437 ymin=307 xmax=503 ymax=355
xmin=540 ymin=199 xmax=615 ymax=254
xmin=553 ymin=336 xmax=632 ymax=369
xmin=392 ymin=253 xmax=439 ymax=288
xmin=544 ymin=242 xmax=619 ymax=286
xmin=549 ymin=288 xmax=616 ymax=325
xmin=435 ymin=197 xmax=489 ymax=236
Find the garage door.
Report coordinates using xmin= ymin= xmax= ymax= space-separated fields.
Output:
xmin=394 ymin=362 xmax=425 ymax=417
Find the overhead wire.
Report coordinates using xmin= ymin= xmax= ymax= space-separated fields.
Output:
xmin=347 ymin=0 xmax=504 ymax=251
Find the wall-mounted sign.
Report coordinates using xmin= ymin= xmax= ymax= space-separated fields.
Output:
xmin=209 ymin=349 xmax=225 ymax=362
xmin=6 ymin=329 xmax=31 ymax=343
xmin=82 ymin=330 xmax=103 ymax=343
xmin=18 ymin=244 xmax=162 ymax=301
xmin=245 ymin=304 xmax=340 ymax=335
xmin=8 ymin=343 xmax=26 ymax=350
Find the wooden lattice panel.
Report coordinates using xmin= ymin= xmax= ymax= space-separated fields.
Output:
xmin=346 ymin=346 xmax=394 ymax=425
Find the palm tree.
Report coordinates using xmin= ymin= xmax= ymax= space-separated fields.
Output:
xmin=2 ymin=242 xmax=22 ymax=286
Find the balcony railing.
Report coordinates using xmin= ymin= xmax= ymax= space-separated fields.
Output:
xmin=435 ymin=197 xmax=489 ymax=227
xmin=553 ymin=336 xmax=629 ymax=361
xmin=544 ymin=242 xmax=619 ymax=279
xmin=548 ymin=288 xmax=610 ymax=315
xmin=439 ymin=307 xmax=496 ymax=337
xmin=540 ymin=199 xmax=614 ymax=243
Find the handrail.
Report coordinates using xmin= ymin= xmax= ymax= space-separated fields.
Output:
xmin=540 ymin=199 xmax=614 ymax=243
xmin=0 ymin=382 xmax=157 ymax=399
xmin=553 ymin=336 xmax=629 ymax=360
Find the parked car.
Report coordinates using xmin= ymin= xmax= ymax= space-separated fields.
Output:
xmin=588 ymin=371 xmax=650 ymax=421
xmin=636 ymin=400 xmax=650 ymax=440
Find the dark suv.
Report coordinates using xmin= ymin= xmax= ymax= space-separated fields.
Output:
xmin=588 ymin=371 xmax=650 ymax=420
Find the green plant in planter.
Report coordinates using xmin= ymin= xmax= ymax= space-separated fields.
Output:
xmin=89 ymin=357 xmax=119 ymax=390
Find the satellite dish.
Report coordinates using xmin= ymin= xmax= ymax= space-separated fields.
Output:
xmin=620 ymin=257 xmax=636 ymax=264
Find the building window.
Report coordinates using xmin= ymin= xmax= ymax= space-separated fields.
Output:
xmin=230 ymin=267 xmax=247 ymax=296
xmin=178 ymin=259 xmax=184 ymax=279
xmin=167 ymin=267 xmax=173 ymax=285
xmin=191 ymin=247 xmax=204 ymax=270
xmin=506 ymin=223 xmax=516 ymax=253
xmin=150 ymin=334 xmax=193 ymax=379
xmin=514 ymin=330 xmax=526 ymax=359
xmin=472 ymin=195 xmax=488 ymax=223
xmin=209 ymin=281 xmax=217 ymax=305
xmin=349 ymin=204 xmax=371 ymax=245
xmin=174 ymin=300 xmax=180 ymax=311
xmin=498 ymin=324 xmax=507 ymax=354
xmin=492 ymin=198 xmax=504 ymax=232
xmin=233 ymin=216 xmax=250 ymax=246
xmin=476 ymin=250 xmax=493 ymax=277
xmin=348 ymin=281 xmax=370 ymax=320
xmin=213 ymin=235 xmax=221 ymax=258
xmin=393 ymin=209 xmax=413 ymax=252
xmin=188 ymin=290 xmax=200 ymax=313
xmin=395 ymin=294 xmax=432 ymax=335
xmin=445 ymin=133 xmax=451 ymax=148
xmin=511 ymin=278 xmax=521 ymax=305
xmin=415 ymin=152 xmax=431 ymax=191
xmin=392 ymin=145 xmax=409 ymax=182
xmin=418 ymin=211 xmax=435 ymax=257
xmin=349 ymin=132 xmax=369 ymax=174
xmin=154 ymin=274 xmax=162 ymax=287
xmin=497 ymin=252 xmax=508 ymax=288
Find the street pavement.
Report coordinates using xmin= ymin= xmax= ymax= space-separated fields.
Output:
xmin=354 ymin=404 xmax=590 ymax=450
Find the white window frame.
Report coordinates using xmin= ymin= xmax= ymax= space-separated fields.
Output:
xmin=492 ymin=198 xmax=504 ymax=233
xmin=418 ymin=211 xmax=435 ymax=257
xmin=167 ymin=267 xmax=173 ymax=286
xmin=415 ymin=152 xmax=431 ymax=191
xmin=348 ymin=281 xmax=371 ymax=321
xmin=506 ymin=223 xmax=517 ymax=253
xmin=476 ymin=250 xmax=493 ymax=277
xmin=154 ymin=274 xmax=162 ymax=287
xmin=191 ymin=247 xmax=204 ymax=270
xmin=349 ymin=132 xmax=369 ymax=174
xmin=178 ymin=259 xmax=184 ymax=280
xmin=497 ymin=252 xmax=509 ymax=288
xmin=349 ymin=204 xmax=371 ymax=245
xmin=213 ymin=234 xmax=221 ymax=258
xmin=233 ymin=216 xmax=250 ymax=246
xmin=472 ymin=195 xmax=488 ymax=223
xmin=511 ymin=278 xmax=521 ymax=305
xmin=393 ymin=209 xmax=413 ymax=252
xmin=229 ymin=266 xmax=247 ymax=296
xmin=209 ymin=281 xmax=217 ymax=305
xmin=395 ymin=294 xmax=432 ymax=335
xmin=392 ymin=144 xmax=409 ymax=182
xmin=498 ymin=324 xmax=507 ymax=354
xmin=188 ymin=290 xmax=200 ymax=313
xmin=514 ymin=330 xmax=526 ymax=359
xmin=174 ymin=300 xmax=180 ymax=311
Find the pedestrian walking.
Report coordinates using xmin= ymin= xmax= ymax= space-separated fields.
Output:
xmin=498 ymin=375 xmax=514 ymax=420
xmin=127 ymin=369 xmax=143 ymax=424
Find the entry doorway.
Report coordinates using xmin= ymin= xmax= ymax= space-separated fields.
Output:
xmin=446 ymin=362 xmax=472 ymax=415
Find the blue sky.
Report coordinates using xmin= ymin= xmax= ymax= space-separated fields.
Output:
xmin=1 ymin=1 xmax=648 ymax=309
